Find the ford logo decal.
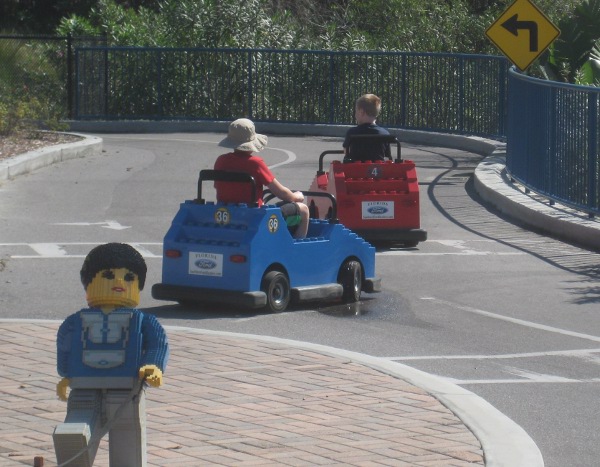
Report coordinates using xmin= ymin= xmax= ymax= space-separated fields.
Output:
xmin=368 ymin=206 xmax=388 ymax=214
xmin=195 ymin=259 xmax=217 ymax=269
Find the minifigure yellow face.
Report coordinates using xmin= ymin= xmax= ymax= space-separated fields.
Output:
xmin=85 ymin=267 xmax=140 ymax=309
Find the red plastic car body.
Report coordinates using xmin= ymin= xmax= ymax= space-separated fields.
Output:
xmin=307 ymin=135 xmax=427 ymax=247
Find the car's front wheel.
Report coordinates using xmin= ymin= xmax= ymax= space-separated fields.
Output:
xmin=261 ymin=271 xmax=291 ymax=312
xmin=338 ymin=260 xmax=362 ymax=303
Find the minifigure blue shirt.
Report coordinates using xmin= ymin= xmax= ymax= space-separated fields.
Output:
xmin=57 ymin=308 xmax=169 ymax=382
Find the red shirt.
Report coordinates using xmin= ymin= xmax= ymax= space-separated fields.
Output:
xmin=214 ymin=152 xmax=275 ymax=206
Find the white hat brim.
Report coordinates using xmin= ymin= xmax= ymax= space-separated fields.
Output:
xmin=218 ymin=133 xmax=268 ymax=153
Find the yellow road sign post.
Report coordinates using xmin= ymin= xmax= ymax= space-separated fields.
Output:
xmin=485 ymin=0 xmax=560 ymax=71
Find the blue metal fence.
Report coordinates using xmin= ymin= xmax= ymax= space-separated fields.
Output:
xmin=74 ymin=47 xmax=508 ymax=138
xmin=506 ymin=68 xmax=600 ymax=217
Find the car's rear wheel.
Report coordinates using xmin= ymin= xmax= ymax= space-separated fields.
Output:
xmin=261 ymin=271 xmax=290 ymax=312
xmin=338 ymin=260 xmax=362 ymax=303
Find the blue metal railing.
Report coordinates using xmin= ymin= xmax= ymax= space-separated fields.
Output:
xmin=506 ymin=68 xmax=600 ymax=217
xmin=74 ymin=47 xmax=508 ymax=138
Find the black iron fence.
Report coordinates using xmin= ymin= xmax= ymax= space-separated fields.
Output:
xmin=73 ymin=47 xmax=509 ymax=138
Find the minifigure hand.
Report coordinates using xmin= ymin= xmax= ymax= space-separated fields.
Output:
xmin=56 ymin=378 xmax=70 ymax=401
xmin=139 ymin=365 xmax=163 ymax=387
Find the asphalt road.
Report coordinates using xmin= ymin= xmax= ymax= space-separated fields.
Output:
xmin=1 ymin=132 xmax=599 ymax=467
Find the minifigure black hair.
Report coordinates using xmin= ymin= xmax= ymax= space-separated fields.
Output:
xmin=80 ymin=243 xmax=147 ymax=290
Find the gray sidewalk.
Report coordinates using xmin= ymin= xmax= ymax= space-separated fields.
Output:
xmin=1 ymin=320 xmax=542 ymax=466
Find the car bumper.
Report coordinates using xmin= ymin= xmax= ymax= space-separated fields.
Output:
xmin=152 ymin=283 xmax=267 ymax=308
xmin=153 ymin=277 xmax=381 ymax=308
xmin=354 ymin=228 xmax=427 ymax=244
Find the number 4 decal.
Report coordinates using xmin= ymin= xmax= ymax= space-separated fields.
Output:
xmin=367 ymin=166 xmax=381 ymax=178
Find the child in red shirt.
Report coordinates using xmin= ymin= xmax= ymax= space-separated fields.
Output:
xmin=214 ymin=118 xmax=309 ymax=239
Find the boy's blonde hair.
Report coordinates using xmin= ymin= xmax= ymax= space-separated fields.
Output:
xmin=356 ymin=94 xmax=381 ymax=118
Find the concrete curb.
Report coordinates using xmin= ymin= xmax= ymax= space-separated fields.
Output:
xmin=167 ymin=326 xmax=544 ymax=467
xmin=474 ymin=153 xmax=600 ymax=252
xmin=0 ymin=132 xmax=102 ymax=181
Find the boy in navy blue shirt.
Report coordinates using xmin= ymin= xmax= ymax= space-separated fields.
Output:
xmin=343 ymin=94 xmax=391 ymax=163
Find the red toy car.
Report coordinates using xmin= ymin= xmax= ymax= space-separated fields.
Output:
xmin=307 ymin=135 xmax=427 ymax=247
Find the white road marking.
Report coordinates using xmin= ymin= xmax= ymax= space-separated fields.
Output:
xmin=1 ymin=240 xmax=525 ymax=258
xmin=128 ymin=243 xmax=161 ymax=258
xmin=100 ymin=135 xmax=297 ymax=169
xmin=387 ymin=348 xmax=600 ymax=360
xmin=436 ymin=239 xmax=484 ymax=252
xmin=387 ymin=349 xmax=600 ymax=384
xmin=403 ymin=297 xmax=600 ymax=385
xmin=2 ymin=242 xmax=162 ymax=259
xmin=441 ymin=376 xmax=600 ymax=385
xmin=267 ymin=147 xmax=297 ymax=169
xmin=29 ymin=243 xmax=68 ymax=257
xmin=52 ymin=220 xmax=131 ymax=230
xmin=421 ymin=297 xmax=600 ymax=343
xmin=503 ymin=367 xmax=579 ymax=382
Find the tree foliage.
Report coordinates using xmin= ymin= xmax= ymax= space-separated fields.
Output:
xmin=3 ymin=1 xmax=584 ymax=53
xmin=541 ymin=0 xmax=600 ymax=84
xmin=0 ymin=0 xmax=158 ymax=34
xmin=4 ymin=0 xmax=597 ymax=85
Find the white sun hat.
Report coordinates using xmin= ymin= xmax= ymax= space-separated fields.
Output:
xmin=218 ymin=118 xmax=268 ymax=152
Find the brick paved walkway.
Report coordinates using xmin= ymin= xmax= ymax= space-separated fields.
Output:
xmin=0 ymin=322 xmax=483 ymax=466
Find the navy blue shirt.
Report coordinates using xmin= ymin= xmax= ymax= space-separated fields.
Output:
xmin=343 ymin=123 xmax=391 ymax=162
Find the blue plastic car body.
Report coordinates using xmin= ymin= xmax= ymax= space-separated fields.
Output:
xmin=152 ymin=170 xmax=381 ymax=312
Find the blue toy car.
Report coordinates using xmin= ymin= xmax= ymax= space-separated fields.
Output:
xmin=152 ymin=170 xmax=381 ymax=312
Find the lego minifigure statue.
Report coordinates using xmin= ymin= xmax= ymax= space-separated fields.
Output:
xmin=53 ymin=243 xmax=169 ymax=467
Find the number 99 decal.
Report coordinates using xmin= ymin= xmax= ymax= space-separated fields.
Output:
xmin=214 ymin=207 xmax=230 ymax=225
xmin=267 ymin=214 xmax=279 ymax=233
